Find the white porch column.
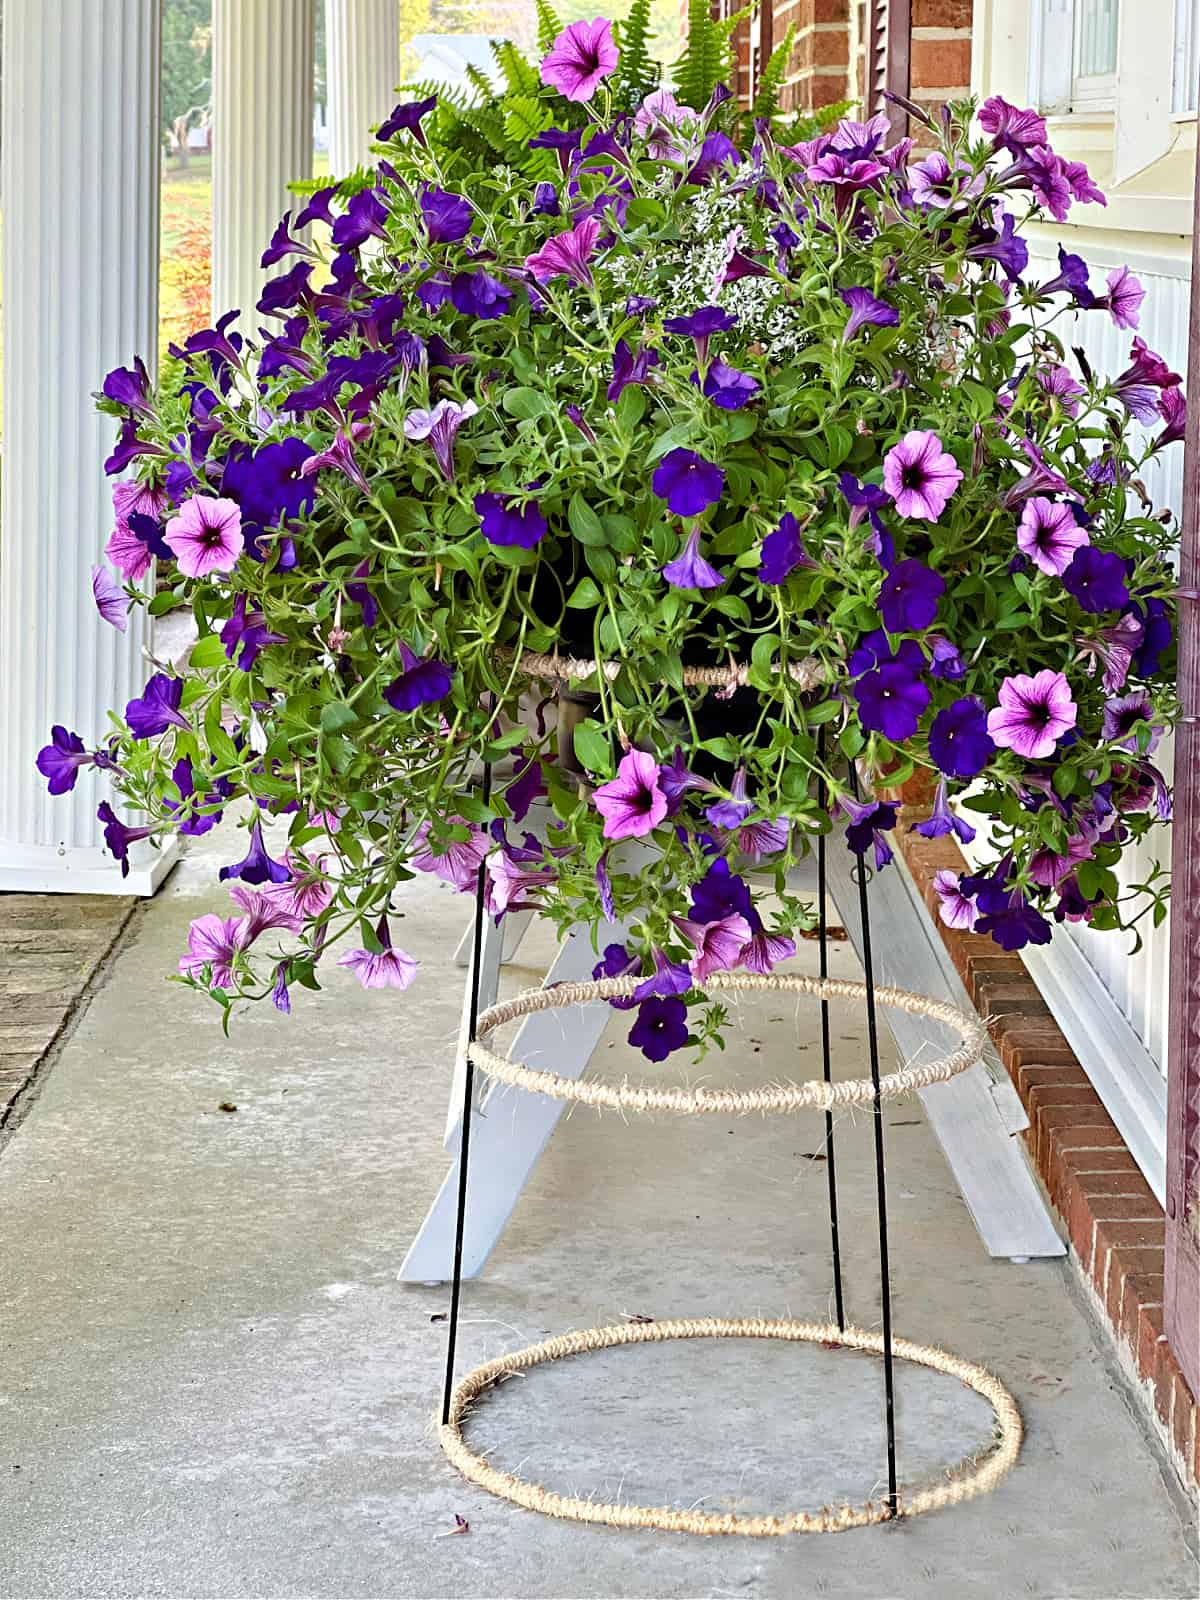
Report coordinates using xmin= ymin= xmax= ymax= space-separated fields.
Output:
xmin=326 ymin=0 xmax=400 ymax=175
xmin=211 ymin=0 xmax=315 ymax=327
xmin=0 ymin=0 xmax=174 ymax=895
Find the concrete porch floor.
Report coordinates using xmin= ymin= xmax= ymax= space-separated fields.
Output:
xmin=0 ymin=824 xmax=1196 ymax=1600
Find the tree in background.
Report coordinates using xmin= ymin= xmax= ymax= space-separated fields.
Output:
xmin=161 ymin=0 xmax=212 ymax=167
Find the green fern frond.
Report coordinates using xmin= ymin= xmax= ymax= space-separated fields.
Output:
xmin=535 ymin=0 xmax=563 ymax=54
xmin=615 ymin=0 xmax=659 ymax=103
xmin=490 ymin=38 xmax=540 ymax=97
xmin=503 ymin=92 xmax=553 ymax=148
xmin=750 ymin=21 xmax=794 ymax=122
xmin=673 ymin=0 xmax=722 ymax=110
xmin=464 ymin=63 xmax=498 ymax=105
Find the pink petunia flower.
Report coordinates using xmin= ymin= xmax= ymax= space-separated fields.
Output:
xmin=672 ymin=912 xmax=753 ymax=983
xmin=987 ymin=670 xmax=1077 ymax=761
xmin=540 ymin=17 xmax=619 ymax=103
xmin=882 ymin=430 xmax=963 ymax=521
xmin=91 ymin=565 xmax=129 ymax=632
xmin=164 ymin=495 xmax=244 ymax=578
xmin=1036 ymin=364 xmax=1085 ymax=417
xmin=740 ymin=930 xmax=797 ymax=975
xmin=1016 ymin=497 xmax=1090 ymax=576
xmin=228 ymin=885 xmax=304 ymax=941
xmin=633 ymin=88 xmax=697 ymax=159
xmin=338 ymin=942 xmax=417 ymax=991
xmin=1104 ymin=266 xmax=1145 ymax=331
xmin=411 ymin=818 xmax=490 ymax=892
xmin=525 ymin=217 xmax=602 ymax=287
xmin=592 ymin=750 xmax=668 ymax=841
xmin=179 ymin=914 xmax=247 ymax=989
xmin=262 ymin=852 xmax=335 ymax=921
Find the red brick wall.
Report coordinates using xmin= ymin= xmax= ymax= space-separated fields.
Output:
xmin=909 ymin=0 xmax=972 ymax=135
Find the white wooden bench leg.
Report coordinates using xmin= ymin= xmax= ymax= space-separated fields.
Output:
xmin=401 ymin=921 xmax=629 ymax=1283
xmin=453 ymin=908 xmax=533 ymax=969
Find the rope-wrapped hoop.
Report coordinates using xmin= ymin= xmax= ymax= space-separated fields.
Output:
xmin=440 ymin=1316 xmax=1023 ymax=1535
xmin=468 ymin=972 xmax=986 ymax=1115
xmin=504 ymin=647 xmax=829 ymax=692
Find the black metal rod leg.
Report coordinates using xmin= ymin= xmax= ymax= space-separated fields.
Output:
xmin=441 ymin=754 xmax=494 ymax=1426
xmin=815 ymin=740 xmax=845 ymax=1332
xmin=847 ymin=761 xmax=898 ymax=1516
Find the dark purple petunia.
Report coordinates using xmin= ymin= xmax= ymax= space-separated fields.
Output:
xmin=928 ymin=696 xmax=994 ymax=778
xmin=529 ymin=125 xmax=584 ymax=172
xmin=218 ymin=817 xmax=292 ymax=886
xmin=294 ymin=184 xmax=341 ymax=230
xmin=564 ymin=403 xmax=597 ymax=444
xmin=125 ymin=673 xmax=190 ymax=739
xmin=633 ymin=948 xmax=693 ymax=1002
xmin=474 ymin=491 xmax=549 ymax=549
xmin=662 ymin=304 xmax=737 ymax=368
xmin=166 ymin=756 xmax=231 ymax=838
xmin=220 ymin=593 xmax=287 ymax=670
xmin=257 ymin=261 xmax=314 ymax=317
xmin=221 ymin=438 xmax=316 ymax=553
xmin=758 ymin=512 xmax=813 ymax=584
xmin=420 ymin=186 xmax=473 ymax=244
xmin=1061 ymin=547 xmax=1130 ymax=614
xmin=878 ymin=558 xmax=945 ymax=633
xmin=978 ymin=96 xmax=1047 ymax=156
xmin=848 ymin=629 xmax=925 ymax=678
xmin=685 ymin=131 xmax=741 ymax=186
xmin=592 ymin=942 xmax=640 ymax=1010
xmin=928 ymin=635 xmax=966 ymax=680
xmin=101 ymin=357 xmax=153 ymax=415
xmin=331 ymin=189 xmax=389 ymax=250
xmin=383 ymin=643 xmax=453 ymax=711
xmin=532 ymin=181 xmax=560 ymax=216
xmin=1154 ymin=386 xmax=1187 ymax=450
xmin=607 ymin=339 xmax=660 ymax=403
xmin=971 ymin=874 xmax=1053 ymax=952
xmin=839 ymin=286 xmax=899 ymax=340
xmin=839 ymin=473 xmax=894 ymax=567
xmin=625 ymin=295 xmax=658 ymax=316
xmin=376 ymin=94 xmax=438 ymax=146
xmin=853 ymin=662 xmax=931 ymax=742
xmin=260 ymin=211 xmax=318 ymax=269
xmin=697 ymin=360 xmax=760 ymax=410
xmin=651 ymin=448 xmax=724 ymax=517
xmin=97 ymin=801 xmax=156 ymax=877
xmin=842 ymin=795 xmax=898 ymax=869
xmin=1037 ymin=245 xmax=1093 ymax=308
xmin=507 ymin=756 xmax=546 ymax=823
xmin=104 ymin=416 xmax=167 ymax=476
xmin=964 ymin=211 xmax=1028 ymax=281
xmin=662 ymin=529 xmax=724 ymax=589
xmin=628 ymin=996 xmax=690 ymax=1062
xmin=1131 ymin=596 xmax=1172 ymax=676
xmin=36 ymin=727 xmax=94 ymax=795
xmin=450 ymin=270 xmax=513 ymax=321
xmin=690 ymin=858 xmax=753 ymax=925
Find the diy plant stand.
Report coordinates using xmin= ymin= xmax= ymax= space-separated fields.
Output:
xmin=432 ymin=753 xmax=1025 ymax=1533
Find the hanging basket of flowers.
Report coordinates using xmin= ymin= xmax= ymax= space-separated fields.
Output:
xmin=49 ymin=11 xmax=1183 ymax=1070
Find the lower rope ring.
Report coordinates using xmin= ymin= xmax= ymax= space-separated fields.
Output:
xmin=468 ymin=972 xmax=987 ymax=1115
xmin=440 ymin=1317 xmax=1023 ymax=1536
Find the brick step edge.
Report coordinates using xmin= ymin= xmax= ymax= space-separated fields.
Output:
xmin=893 ymin=809 xmax=1198 ymax=1493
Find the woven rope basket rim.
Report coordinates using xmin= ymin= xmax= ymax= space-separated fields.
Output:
xmin=440 ymin=1316 xmax=1023 ymax=1536
xmin=503 ymin=646 xmax=828 ymax=691
xmin=469 ymin=972 xmax=987 ymax=1115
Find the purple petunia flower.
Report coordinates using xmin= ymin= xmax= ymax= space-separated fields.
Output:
xmin=673 ymin=912 xmax=752 ymax=983
xmin=1103 ymin=266 xmax=1145 ymax=331
xmin=928 ymin=635 xmax=966 ymax=680
xmin=1016 ymin=497 xmax=1090 ymax=576
xmin=1154 ymin=386 xmax=1187 ymax=450
xmin=220 ymin=592 xmax=286 ymax=670
xmin=928 ymin=696 xmax=994 ymax=778
xmin=1112 ymin=337 xmax=1183 ymax=423
xmin=1061 ymin=546 xmax=1130 ymax=614
xmin=910 ymin=152 xmax=983 ymax=205
xmin=383 ymin=643 xmax=453 ymax=711
xmin=628 ymin=996 xmax=690 ymax=1062
xmin=987 ymin=670 xmax=1077 ymax=760
xmin=96 ymin=801 xmax=156 ymax=877
xmin=412 ymin=818 xmax=489 ymax=892
xmin=634 ymin=87 xmax=698 ymax=159
xmin=741 ymin=929 xmax=797 ymax=975
xmin=685 ymin=131 xmax=741 ymax=186
xmin=854 ymin=662 xmax=931 ymax=742
xmin=125 ymin=673 xmax=190 ymax=739
xmin=973 ymin=876 xmax=1053 ymax=952
xmin=662 ymin=304 xmax=737 ymax=369
xmin=607 ymin=339 xmax=659 ymax=403
xmin=179 ymin=914 xmax=246 ymax=989
xmin=841 ymin=795 xmax=898 ymax=870
xmin=506 ymin=756 xmax=546 ymax=823
xmin=564 ymin=403 xmax=597 ymax=444
xmin=525 ymin=217 xmax=601 ymax=287
xmin=298 ymin=422 xmax=372 ymax=496
xmin=330 ymin=189 xmax=388 ymax=251
xmin=964 ymin=211 xmax=1029 ymax=281
xmin=166 ymin=756 xmax=230 ymax=838
xmin=651 ymin=448 xmax=724 ymax=517
xmin=376 ymin=94 xmax=437 ymax=146
xmin=1102 ymin=690 xmax=1161 ymax=752
xmin=758 ymin=512 xmax=813 ymax=585
xmin=978 ymin=96 xmax=1047 ymax=156
xmin=404 ymin=398 xmax=478 ymax=483
xmin=882 ymin=431 xmax=963 ymax=521
xmin=805 ymin=150 xmax=886 ymax=191
xmin=592 ymin=942 xmax=639 ymax=1009
xmin=532 ymin=180 xmax=560 ymax=216
xmin=91 ymin=566 xmax=129 ymax=632
xmin=689 ymin=859 xmax=753 ymax=925
xmin=474 ymin=491 xmax=549 ymax=549
xmin=662 ymin=528 xmax=724 ymax=589
xmin=632 ymin=948 xmax=693 ymax=1002
xmin=849 ymin=629 xmax=925 ymax=678
xmin=218 ymin=817 xmax=291 ymax=886
xmin=911 ymin=777 xmax=976 ymax=844
xmin=163 ymin=495 xmax=244 ymax=578
xmin=260 ymin=211 xmax=318 ymax=269
xmin=1076 ymin=613 xmax=1144 ymax=694
xmin=450 ymin=270 xmax=512 ymax=321
xmin=228 ymin=884 xmax=304 ymax=942
xmin=593 ymin=749 xmax=667 ymax=841
xmin=839 ymin=473 xmax=893 ymax=566
xmin=101 ymin=356 xmax=153 ymax=415
xmin=839 ymin=286 xmax=899 ymax=340
xmin=697 ymin=359 xmax=760 ymax=410
xmin=932 ymin=867 xmax=979 ymax=930
xmin=36 ymin=727 xmax=94 ymax=795
xmin=1038 ymin=245 xmax=1093 ymax=307
xmin=540 ymin=17 xmax=619 ymax=103
xmin=528 ymin=125 xmax=584 ymax=172
xmin=878 ymin=558 xmax=945 ymax=633
xmin=420 ymin=186 xmax=473 ymax=244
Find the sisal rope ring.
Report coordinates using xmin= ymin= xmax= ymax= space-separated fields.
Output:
xmin=468 ymin=972 xmax=987 ymax=1115
xmin=440 ymin=1316 xmax=1023 ymax=1535
xmin=502 ymin=646 xmax=829 ymax=692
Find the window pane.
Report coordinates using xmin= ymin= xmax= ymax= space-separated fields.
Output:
xmin=1075 ymin=0 xmax=1119 ymax=77
xmin=1175 ymin=0 xmax=1200 ymax=112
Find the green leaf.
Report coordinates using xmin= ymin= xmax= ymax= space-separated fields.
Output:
xmin=502 ymin=386 xmax=549 ymax=420
xmin=568 ymin=491 xmax=608 ymax=546
xmin=188 ymin=633 xmax=228 ymax=669
xmin=566 ymin=577 xmax=603 ymax=610
xmin=572 ymin=722 xmax=614 ymax=778
xmin=320 ymin=702 xmax=360 ymax=734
